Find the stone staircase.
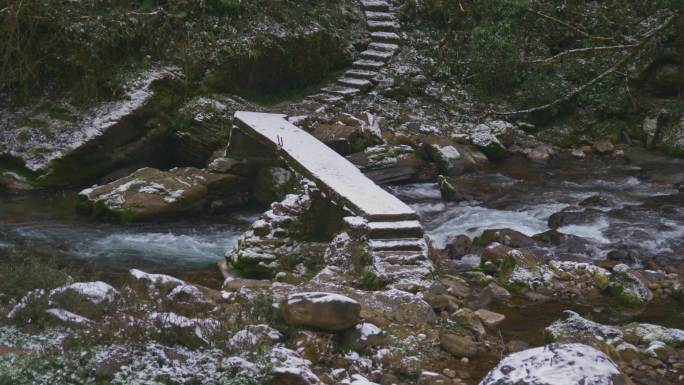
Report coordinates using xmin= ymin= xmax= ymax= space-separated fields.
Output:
xmin=308 ymin=0 xmax=400 ymax=103
xmin=366 ymin=219 xmax=434 ymax=289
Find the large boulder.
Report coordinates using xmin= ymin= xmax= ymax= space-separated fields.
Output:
xmin=348 ymin=145 xmax=430 ymax=184
xmin=172 ymin=95 xmax=250 ymax=166
xmin=0 ymin=68 xmax=183 ymax=188
xmin=77 ymin=167 xmax=249 ymax=220
xmin=422 ymin=135 xmax=487 ymax=176
xmin=282 ymin=292 xmax=361 ymax=331
xmin=479 ymin=343 xmax=630 ymax=385
xmin=310 ymin=113 xmax=383 ymax=155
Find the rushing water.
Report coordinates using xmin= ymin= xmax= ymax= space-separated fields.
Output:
xmin=0 ymin=191 xmax=256 ymax=273
xmin=390 ymin=148 xmax=684 ymax=265
xmin=1 ymin=148 xmax=682 ymax=275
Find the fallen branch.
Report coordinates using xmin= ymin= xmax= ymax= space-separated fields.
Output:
xmin=489 ymin=12 xmax=680 ymax=117
xmin=524 ymin=44 xmax=637 ymax=65
xmin=526 ymin=8 xmax=613 ymax=42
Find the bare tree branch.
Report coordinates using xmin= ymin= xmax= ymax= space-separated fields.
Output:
xmin=526 ymin=7 xmax=614 ymax=42
xmin=489 ymin=12 xmax=680 ymax=117
xmin=524 ymin=44 xmax=637 ymax=65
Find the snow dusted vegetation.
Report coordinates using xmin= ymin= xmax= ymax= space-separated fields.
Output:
xmin=1 ymin=0 xmax=684 ymax=384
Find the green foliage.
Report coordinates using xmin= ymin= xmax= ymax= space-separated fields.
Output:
xmin=355 ymin=268 xmax=386 ymax=291
xmin=0 ymin=0 xmax=351 ymax=102
xmin=409 ymin=0 xmax=681 ymax=120
xmin=0 ymin=254 xmax=73 ymax=299
xmin=244 ymin=293 xmax=276 ymax=324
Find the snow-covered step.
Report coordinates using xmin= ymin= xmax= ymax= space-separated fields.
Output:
xmin=369 ymin=42 xmax=399 ymax=52
xmin=368 ymin=220 xmax=424 ymax=239
xmin=374 ymin=251 xmax=427 ymax=265
xmin=365 ymin=11 xmax=396 ymax=21
xmin=337 ymin=77 xmax=373 ymax=91
xmin=361 ymin=49 xmax=394 ymax=62
xmin=373 ymin=260 xmax=433 ymax=280
xmin=353 ymin=59 xmax=385 ymax=71
xmin=307 ymin=93 xmax=344 ymax=103
xmin=370 ymin=238 xmax=426 ymax=252
xmin=370 ymin=31 xmax=401 ymax=44
xmin=361 ymin=1 xmax=390 ymax=11
xmin=367 ymin=20 xmax=399 ymax=32
xmin=320 ymin=86 xmax=361 ymax=98
xmin=343 ymin=69 xmax=379 ymax=81
xmin=365 ymin=211 xmax=419 ymax=222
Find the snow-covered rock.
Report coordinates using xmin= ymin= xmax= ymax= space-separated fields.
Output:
xmin=48 ymin=281 xmax=120 ymax=319
xmin=468 ymin=120 xmax=514 ymax=160
xmin=545 ymin=310 xmax=623 ymax=346
xmin=149 ymin=312 xmax=220 ymax=348
xmin=342 ymin=322 xmax=385 ymax=351
xmin=269 ymin=346 xmax=324 ymax=385
xmin=129 ymin=269 xmax=185 ymax=296
xmin=227 ymin=324 xmax=283 ymax=353
xmin=0 ymin=68 xmax=180 ymax=187
xmin=45 ymin=308 xmax=94 ymax=327
xmin=283 ymin=292 xmax=361 ymax=331
xmin=479 ymin=343 xmax=629 ymax=385
xmin=165 ymin=284 xmax=218 ymax=316
xmin=622 ymin=322 xmax=684 ymax=347
xmin=608 ymin=264 xmax=653 ymax=306
xmin=78 ymin=167 xmax=248 ymax=221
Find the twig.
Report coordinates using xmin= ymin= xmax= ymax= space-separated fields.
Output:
xmin=524 ymin=44 xmax=637 ymax=65
xmin=489 ymin=12 xmax=680 ymax=117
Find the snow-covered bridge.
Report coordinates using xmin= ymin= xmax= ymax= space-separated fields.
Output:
xmin=233 ymin=111 xmax=433 ymax=287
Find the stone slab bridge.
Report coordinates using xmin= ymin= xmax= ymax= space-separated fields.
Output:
xmin=234 ymin=111 xmax=434 ymax=287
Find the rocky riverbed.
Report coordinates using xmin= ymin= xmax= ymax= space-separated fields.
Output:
xmin=1 ymin=137 xmax=683 ymax=384
xmin=1 ymin=1 xmax=684 ymax=384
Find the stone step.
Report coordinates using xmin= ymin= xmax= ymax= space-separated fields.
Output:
xmin=368 ymin=220 xmax=424 ymax=239
xmin=361 ymin=49 xmax=394 ymax=62
xmin=343 ymin=69 xmax=379 ymax=81
xmin=365 ymin=11 xmax=396 ymax=21
xmin=365 ymin=211 xmax=419 ymax=222
xmin=337 ymin=77 xmax=373 ymax=91
xmin=374 ymin=251 xmax=427 ymax=265
xmin=370 ymin=31 xmax=401 ymax=44
xmin=370 ymin=238 xmax=426 ymax=252
xmin=367 ymin=20 xmax=399 ymax=32
xmin=361 ymin=1 xmax=390 ymax=11
xmin=307 ymin=93 xmax=344 ymax=103
xmin=320 ymin=86 xmax=361 ymax=98
xmin=353 ymin=59 xmax=385 ymax=71
xmin=369 ymin=42 xmax=399 ymax=52
xmin=373 ymin=260 xmax=433 ymax=280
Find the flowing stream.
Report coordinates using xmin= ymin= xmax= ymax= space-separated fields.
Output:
xmin=1 ymin=148 xmax=682 ymax=278
xmin=391 ymin=148 xmax=684 ymax=267
xmin=0 ymin=191 xmax=257 ymax=275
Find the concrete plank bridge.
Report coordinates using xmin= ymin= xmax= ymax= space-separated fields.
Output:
xmin=234 ymin=111 xmax=433 ymax=287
